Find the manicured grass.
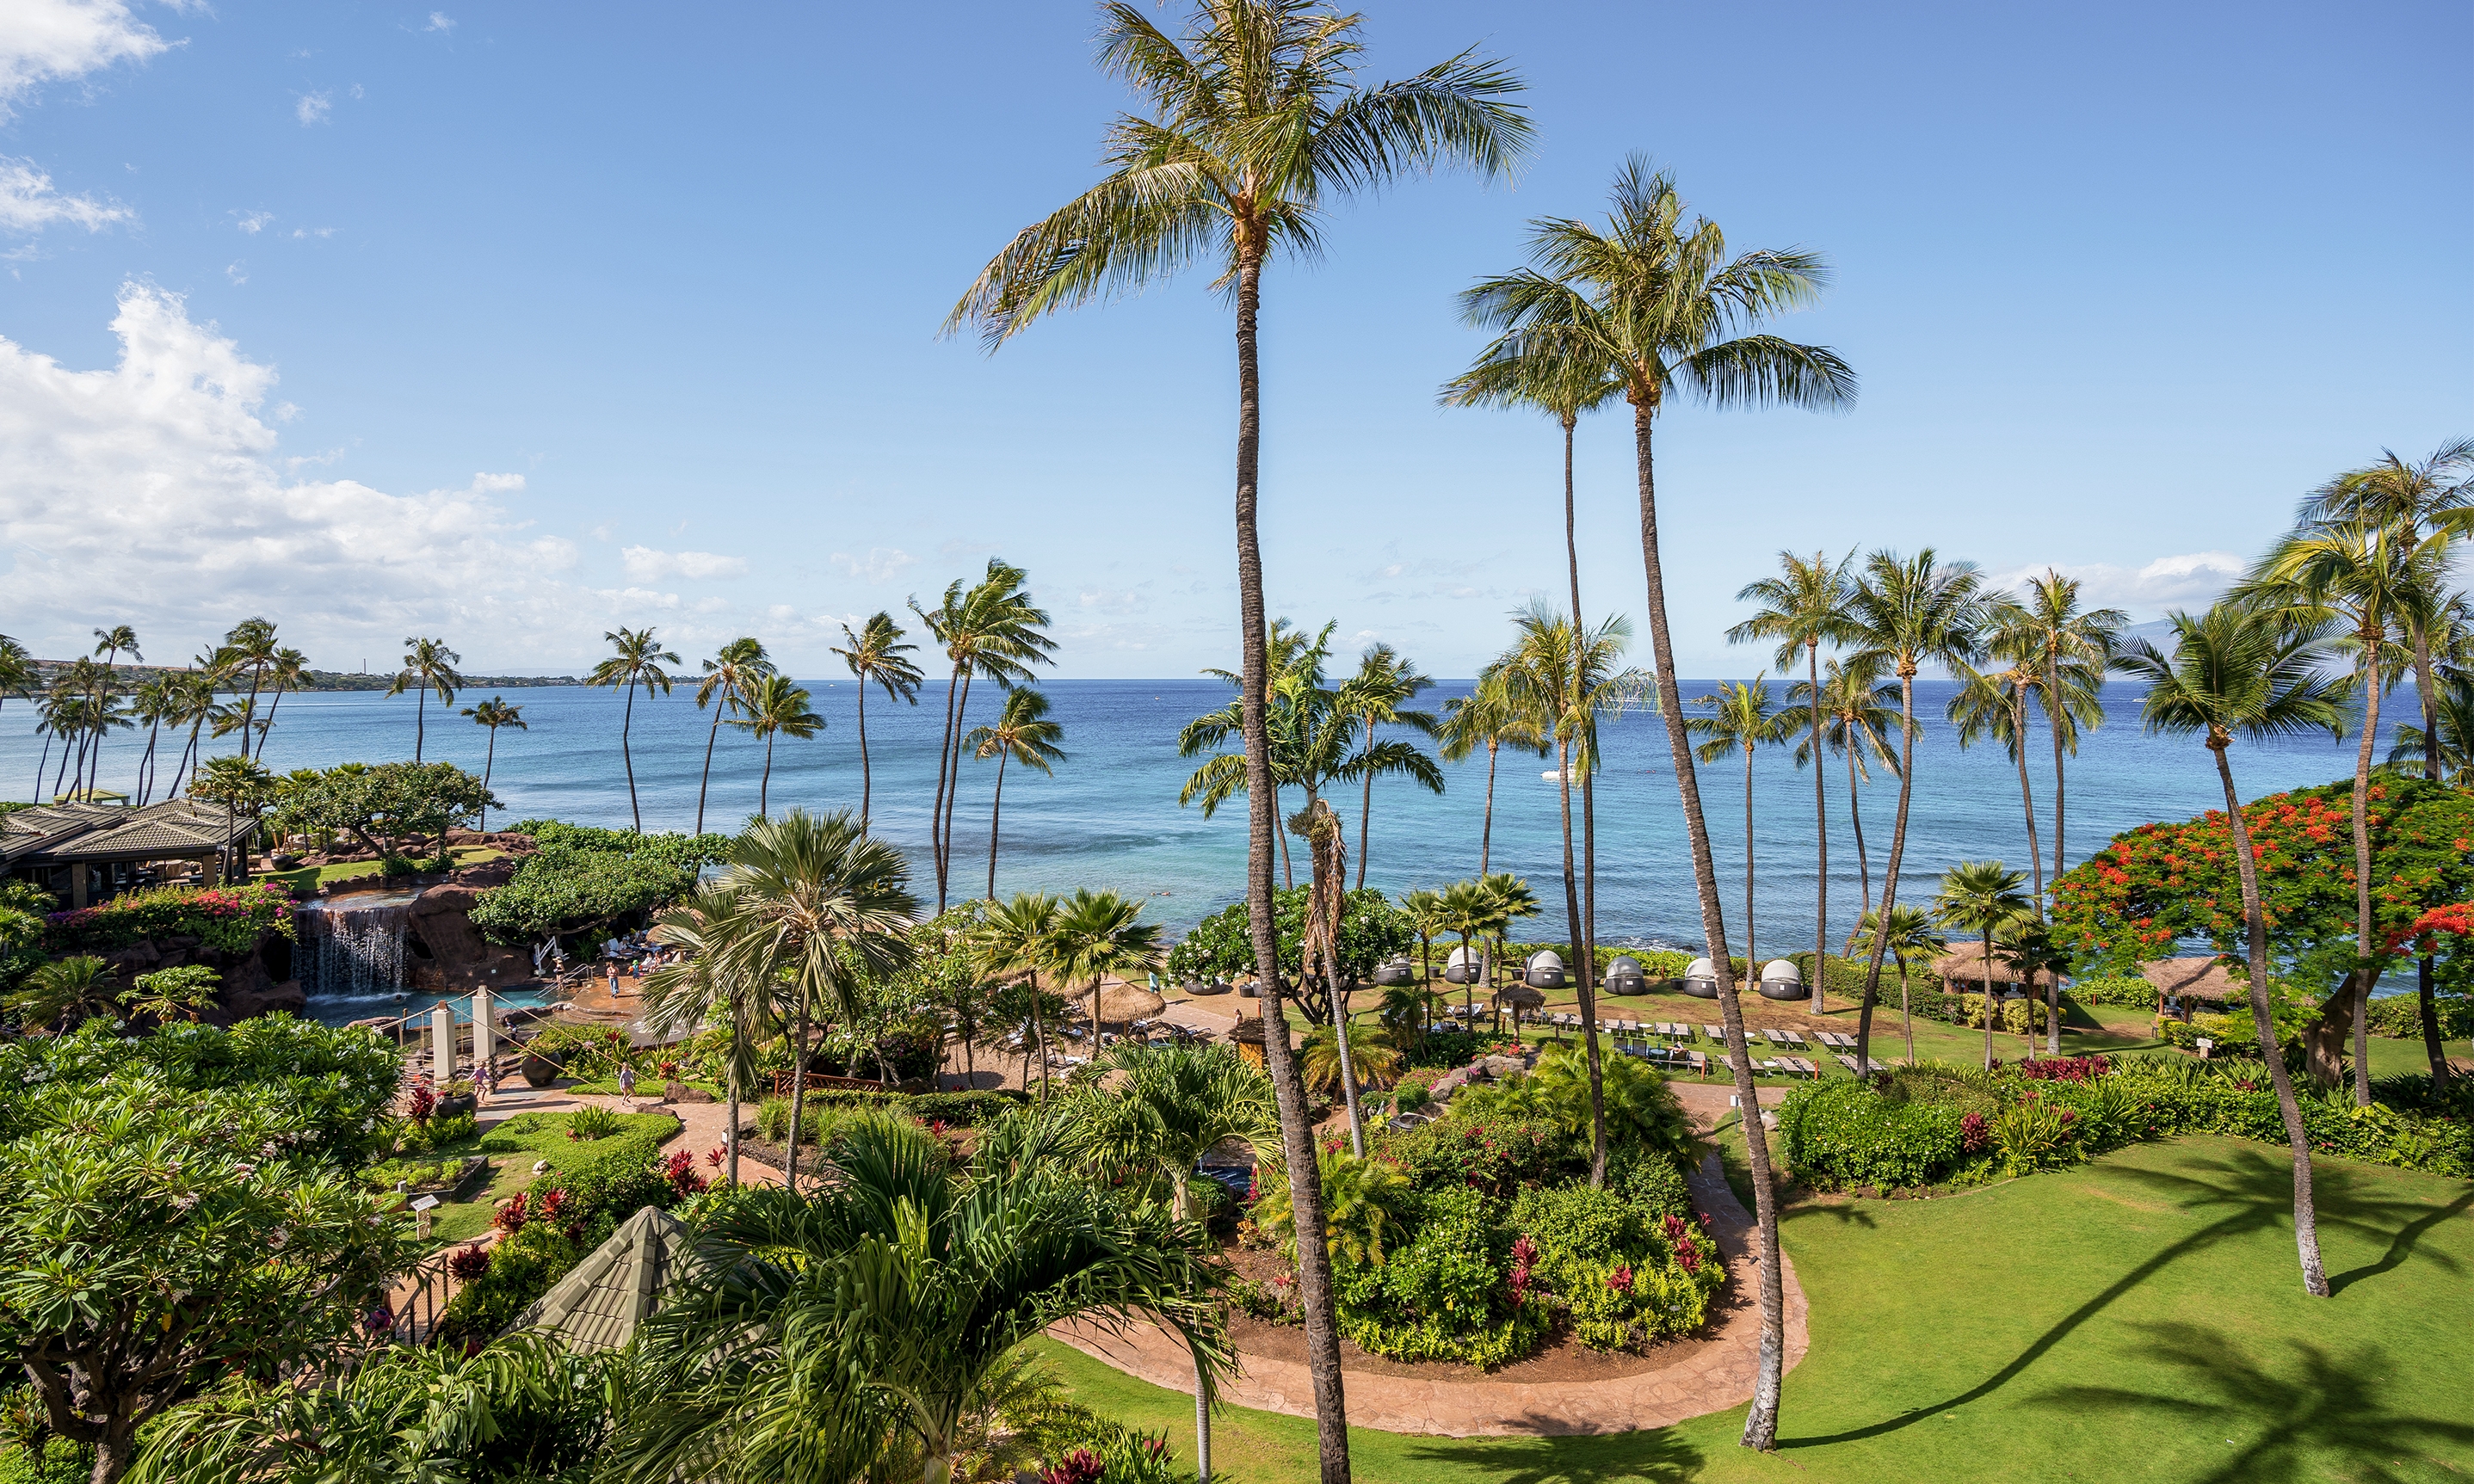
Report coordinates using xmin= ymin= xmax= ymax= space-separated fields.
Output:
xmin=1032 ymin=1136 xmax=2474 ymax=1483
xmin=262 ymin=847 xmax=503 ymax=896
xmin=400 ymin=1109 xmax=677 ymax=1248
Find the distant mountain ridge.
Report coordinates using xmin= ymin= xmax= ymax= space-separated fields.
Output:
xmin=24 ymin=662 xmax=580 ymax=693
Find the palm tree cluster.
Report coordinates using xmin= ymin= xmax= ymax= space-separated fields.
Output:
xmin=961 ymin=887 xmax=1163 ymax=1102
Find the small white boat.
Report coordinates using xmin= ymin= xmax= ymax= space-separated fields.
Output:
xmin=1542 ymin=769 xmax=1570 ymax=781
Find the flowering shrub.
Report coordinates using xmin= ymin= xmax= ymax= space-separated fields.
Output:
xmin=446 ymin=1244 xmax=492 ymax=1282
xmin=1510 ymin=1180 xmax=1724 ymax=1351
xmin=2018 ymin=1056 xmax=2112 ymax=1082
xmin=42 ymin=881 xmax=296 ymax=954
xmin=660 ymin=1148 xmax=707 ymax=1198
xmin=1332 ymin=1187 xmax=1546 ymax=1368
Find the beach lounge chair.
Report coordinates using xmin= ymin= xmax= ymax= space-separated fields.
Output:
xmin=1835 ymin=1053 xmax=1860 ymax=1074
xmin=1687 ymin=1050 xmax=1709 ymax=1077
xmin=1866 ymin=1057 xmax=1889 ymax=1074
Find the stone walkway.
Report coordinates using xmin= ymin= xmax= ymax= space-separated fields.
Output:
xmin=1049 ymin=1142 xmax=1806 ymax=1437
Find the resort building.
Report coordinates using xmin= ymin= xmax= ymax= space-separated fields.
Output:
xmin=0 ymin=799 xmax=256 ymax=908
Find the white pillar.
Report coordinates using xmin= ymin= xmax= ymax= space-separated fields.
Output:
xmin=431 ymin=1003 xmax=454 ymax=1076
xmin=472 ymin=988 xmax=495 ymax=1071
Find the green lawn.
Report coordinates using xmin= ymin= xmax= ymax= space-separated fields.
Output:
xmin=1032 ymin=1136 xmax=2474 ymax=1483
xmin=262 ymin=847 xmax=504 ymax=895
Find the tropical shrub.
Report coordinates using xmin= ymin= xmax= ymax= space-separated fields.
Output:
xmin=1989 ymin=1094 xmax=2081 ymax=1176
xmin=1165 ymin=887 xmax=1415 ymax=985
xmin=1252 ymin=1148 xmax=1412 ymax=1265
xmin=470 ymin=827 xmax=721 ymax=945
xmin=1009 ymin=1400 xmax=1199 ymax=1484
xmin=1604 ymin=1147 xmax=1694 ymax=1221
xmin=40 ymin=881 xmax=296 ymax=954
xmin=1377 ymin=1112 xmax=1583 ymax=1200
xmin=2155 ymin=1012 xmax=2258 ymax=1055
xmin=1402 ymin=1027 xmax=1484 ymax=1069
xmin=1778 ymin=1077 xmax=1966 ymax=1190
xmin=2071 ymin=974 xmax=2158 ymax=1008
xmin=2366 ymin=991 xmax=2474 ymax=1040
xmin=433 ymin=1219 xmax=584 ymax=1347
xmin=1333 ymin=1187 xmax=1545 ymax=1369
xmin=521 ymin=1024 xmax=639 ymax=1081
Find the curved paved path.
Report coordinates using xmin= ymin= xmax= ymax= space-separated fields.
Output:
xmin=1051 ymin=1142 xmax=1806 ymax=1437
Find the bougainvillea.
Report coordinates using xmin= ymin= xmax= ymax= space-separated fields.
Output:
xmin=42 ymin=881 xmax=297 ymax=954
xmin=2051 ymin=777 xmax=2474 ymax=1001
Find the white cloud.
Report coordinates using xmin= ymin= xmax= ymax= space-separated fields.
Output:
xmin=233 ymin=209 xmax=272 ymax=234
xmin=295 ymin=90 xmax=330 ymax=126
xmin=425 ymin=12 xmax=454 ymax=33
xmin=0 ymin=283 xmax=630 ymax=665
xmin=1988 ymin=551 xmax=2247 ymax=613
xmin=0 ymin=156 xmax=132 ymax=233
xmin=620 ymin=545 xmax=747 ymax=582
xmin=224 ymin=260 xmax=244 ymax=284
xmin=830 ymin=547 xmax=916 ymax=583
xmin=0 ymin=0 xmax=167 ymax=117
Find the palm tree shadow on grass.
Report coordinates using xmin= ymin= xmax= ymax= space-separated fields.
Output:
xmin=2025 ymin=1321 xmax=2474 ymax=1484
xmin=1782 ymin=1146 xmax=2453 ymax=1449
xmin=2329 ymin=1183 xmax=2471 ymax=1295
xmin=1403 ymin=1428 xmax=1705 ymax=1484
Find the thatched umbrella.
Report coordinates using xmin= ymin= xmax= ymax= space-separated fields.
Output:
xmin=1493 ymin=982 xmax=1545 ymax=1036
xmin=1095 ymin=979 xmax=1167 ymax=1025
xmin=2138 ymin=958 xmax=2241 ymax=1017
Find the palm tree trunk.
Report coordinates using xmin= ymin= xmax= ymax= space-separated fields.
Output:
xmin=1232 ymin=249 xmax=1349 ymax=1484
xmin=2212 ymin=741 xmax=2329 ymax=1295
xmin=137 ymin=719 xmax=161 ymax=805
xmin=1743 ymin=747 xmax=1756 ymax=975
xmin=32 ymin=730 xmax=50 ymax=804
xmin=1855 ymin=677 xmax=1921 ymax=1076
xmin=856 ymin=681 xmax=874 ymax=830
xmin=1355 ymin=721 xmax=1374 ymax=891
xmin=620 ymin=678 xmax=642 ymax=832
xmin=1479 ymin=740 xmax=1498 ymax=875
xmin=1630 ymin=400 xmax=1784 ymax=1452
xmin=262 ymin=678 xmax=290 ymax=757
xmin=760 ymin=733 xmax=775 ymax=818
xmin=1981 ymin=932 xmax=1997 ymax=1071
xmin=2410 ymin=634 xmax=2451 ymax=1091
xmin=1555 ymin=734 xmax=1607 ymax=1187
xmin=695 ymin=693 xmax=725 ymax=835
xmin=482 ymin=730 xmax=497 ymax=832
xmin=784 ymin=994 xmax=809 ymax=1188
xmin=930 ymin=670 xmax=961 ymax=906
xmin=1843 ymin=743 xmax=1872 ymax=952
xmin=416 ymin=685 xmax=426 ymax=763
xmin=1276 ymin=792 xmax=1295 ymax=889
xmin=1564 ymin=414 xmax=1600 ymax=1004
xmin=2348 ymin=646 xmax=2380 ymax=1105
xmin=1899 ymin=961 xmax=1915 ymax=1065
xmin=1809 ymin=639 xmax=1827 ymax=1015
xmin=2014 ymin=694 xmax=2045 ymax=907
xmin=726 ymin=1058 xmax=741 ymax=1186
xmin=940 ymin=674 xmax=977 ymax=908
xmin=240 ymin=668 xmax=265 ymax=760
xmin=986 ymin=752 xmax=1008 ymax=901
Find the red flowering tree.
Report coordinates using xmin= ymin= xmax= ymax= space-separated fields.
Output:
xmin=2051 ymin=776 xmax=2474 ymax=1079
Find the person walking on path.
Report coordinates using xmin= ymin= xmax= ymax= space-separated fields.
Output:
xmin=617 ymin=1061 xmax=637 ymax=1112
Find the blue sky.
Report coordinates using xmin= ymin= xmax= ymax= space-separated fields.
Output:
xmin=1 ymin=0 xmax=2466 ymax=680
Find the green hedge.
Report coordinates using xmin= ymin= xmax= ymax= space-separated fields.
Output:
xmin=2072 ymin=974 xmax=2158 ymax=1008
xmin=1779 ymin=1078 xmax=1966 ymax=1190
xmin=2366 ymin=992 xmax=2474 ymax=1040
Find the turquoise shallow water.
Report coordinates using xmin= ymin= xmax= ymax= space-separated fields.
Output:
xmin=3 ymin=676 xmax=2395 ymax=962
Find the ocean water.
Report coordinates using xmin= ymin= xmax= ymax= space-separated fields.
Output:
xmin=2 ymin=675 xmax=2397 ymax=960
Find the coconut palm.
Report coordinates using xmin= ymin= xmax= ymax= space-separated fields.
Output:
xmin=610 ymin=1115 xmax=1226 ymax=1484
xmin=948 ymin=14 xmax=1528 ymax=1469
xmin=254 ymin=647 xmax=309 ymax=762
xmin=693 ymin=637 xmax=773 ymax=836
xmin=1077 ymin=1040 xmax=1277 ymax=1481
xmin=1478 ymin=871 xmax=1541 ymax=994
xmin=188 ymin=754 xmax=276 ymax=882
xmin=1792 ymin=654 xmax=1902 ymax=934
xmin=215 ymin=618 xmax=280 ymax=761
xmin=1397 ymin=887 xmax=1451 ymax=1003
xmin=1931 ymin=861 xmax=2032 ymax=1072
xmin=2386 ymin=671 xmax=2474 ymax=784
xmin=126 ymin=675 xmax=176 ymax=805
xmin=1844 ymin=550 xmax=1990 ymax=1069
xmin=831 ymin=612 xmax=924 ymax=831
xmin=587 ymin=626 xmax=681 ymax=833
xmin=7 ymin=955 xmax=122 ymax=1031
xmin=1338 ymin=643 xmax=1438 ymax=890
xmin=0 ymin=634 xmax=32 ymax=729
xmin=914 ymin=561 xmax=1056 ymax=913
xmin=1687 ymin=675 xmax=1797 ymax=982
xmin=644 ymin=884 xmax=772 ymax=1186
xmin=83 ymin=626 xmax=140 ymax=793
xmin=1287 ymin=797 xmax=1368 ymax=1152
xmin=1994 ymin=915 xmax=2072 ymax=1059
xmin=1730 ymin=551 xmax=1856 ymax=1013
xmin=971 ymin=892 xmax=1064 ymax=1101
xmin=1180 ymin=620 xmax=1342 ymax=888
xmin=2116 ymin=600 xmax=2351 ymax=1296
xmin=386 ymin=637 xmax=463 ymax=765
xmin=1300 ymin=1020 xmax=1399 ymax=1098
xmin=1948 ymin=645 xmax=2050 ymax=908
xmin=2236 ymin=517 xmax=2438 ymax=1103
xmin=1437 ymin=667 xmax=1549 ymax=876
xmin=963 ymin=687 xmax=1067 ymax=901
xmin=1849 ymin=904 xmax=1943 ymax=1067
xmin=458 ymin=697 xmax=527 ymax=831
xmin=162 ymin=665 xmax=220 ymax=803
xmin=727 ymin=674 xmax=824 ymax=820
xmin=1459 ymin=157 xmax=1853 ymax=1450
xmin=1048 ymin=888 xmax=1165 ymax=1062
xmin=2004 ymin=572 xmax=2124 ymax=880
xmin=713 ymin=809 xmax=918 ymax=1187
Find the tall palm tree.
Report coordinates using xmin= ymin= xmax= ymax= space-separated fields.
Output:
xmin=643 ymin=884 xmax=771 ymax=1187
xmin=2116 ymin=600 xmax=2351 ymax=1296
xmin=189 ymin=754 xmax=276 ymax=883
xmin=1436 ymin=877 xmax=1491 ymax=1021
xmin=1178 ymin=620 xmax=1342 ymax=889
xmin=216 ymin=618 xmax=279 ymax=761
xmin=1438 ymin=667 xmax=1548 ymax=876
xmin=587 ymin=627 xmax=681 ymax=833
xmin=1948 ymin=644 xmax=2049 ymax=908
xmin=832 ymin=612 xmax=924 ymax=831
xmin=1477 ymin=871 xmax=1541 ymax=997
xmin=84 ymin=626 xmax=139 ymax=793
xmin=458 ymin=697 xmax=527 ymax=831
xmin=2299 ymin=438 xmax=2474 ymax=1095
xmin=1844 ymin=550 xmax=1990 ymax=1070
xmin=1079 ymin=1041 xmax=1277 ymax=1482
xmin=1397 ymin=886 xmax=1450 ymax=1007
xmin=1289 ymin=797 xmax=1366 ymax=1152
xmin=966 ymin=687 xmax=1067 ymax=900
xmin=1442 ymin=314 xmax=1621 ymax=961
xmin=1049 ymin=888 xmax=1165 ymax=1061
xmin=127 ymin=675 xmax=176 ymax=805
xmin=0 ymin=635 xmax=33 ymax=735
xmin=1931 ymin=861 xmax=2031 ymax=1071
xmin=1459 ymin=156 xmax=1852 ymax=1451
xmin=970 ymin=892 xmax=1064 ymax=1101
xmin=1338 ymin=643 xmax=1438 ymax=890
xmin=1502 ymin=603 xmax=1638 ymax=1185
xmin=693 ymin=637 xmax=773 ymax=836
xmin=1687 ymin=675 xmax=1795 ymax=981
xmin=949 ymin=9 xmax=1529 ymax=1467
xmin=2005 ymin=572 xmax=2124 ymax=881
xmin=387 ymin=637 xmax=464 ymax=764
xmin=2237 ymin=516 xmax=2436 ymax=1103
xmin=914 ymin=561 xmax=1056 ymax=912
xmin=713 ymin=809 xmax=917 ymax=1187
xmin=728 ymin=674 xmax=824 ymax=820
xmin=2385 ymin=670 xmax=2474 ymax=783
xmin=611 ymin=1116 xmax=1226 ymax=1484
xmin=1729 ymin=551 xmax=1855 ymax=1013
xmin=163 ymin=664 xmax=220 ymax=802
xmin=252 ymin=647 xmax=309 ymax=764
xmin=1850 ymin=904 xmax=1943 ymax=1067
xmin=1792 ymin=654 xmax=1902 ymax=934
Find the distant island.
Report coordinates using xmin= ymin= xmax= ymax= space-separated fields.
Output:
xmin=27 ymin=662 xmax=580 ymax=692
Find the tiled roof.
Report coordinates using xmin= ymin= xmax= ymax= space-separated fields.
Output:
xmin=513 ymin=1206 xmax=698 ymax=1352
xmin=0 ymin=800 xmax=250 ymax=866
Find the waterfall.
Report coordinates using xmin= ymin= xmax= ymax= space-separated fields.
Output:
xmin=297 ymin=890 xmax=422 ymax=1000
